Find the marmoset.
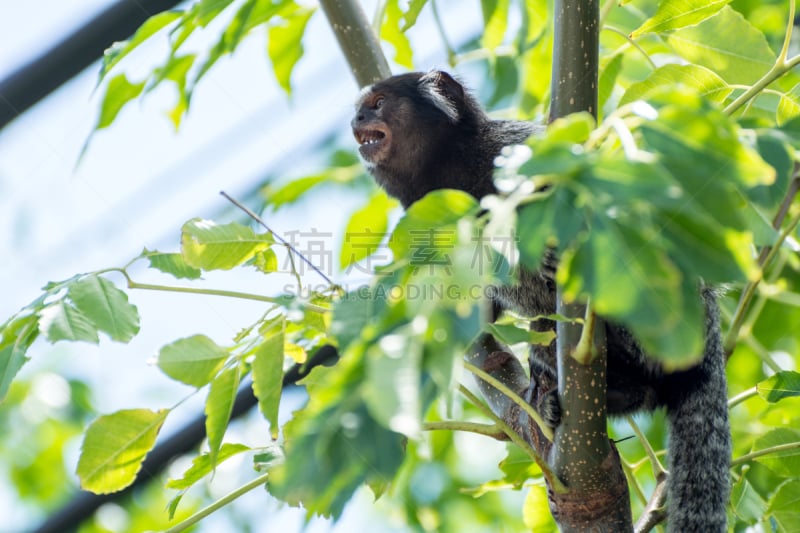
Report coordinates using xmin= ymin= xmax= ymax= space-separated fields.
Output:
xmin=352 ymin=70 xmax=730 ymax=533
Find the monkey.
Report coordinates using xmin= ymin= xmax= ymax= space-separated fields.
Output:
xmin=351 ymin=70 xmax=730 ymax=533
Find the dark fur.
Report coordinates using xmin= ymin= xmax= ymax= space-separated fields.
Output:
xmin=353 ymin=70 xmax=730 ymax=532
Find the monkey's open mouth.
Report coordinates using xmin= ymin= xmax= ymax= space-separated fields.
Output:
xmin=353 ymin=124 xmax=391 ymax=162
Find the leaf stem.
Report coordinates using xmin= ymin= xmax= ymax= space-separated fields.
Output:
xmin=732 ymin=441 xmax=800 ymax=467
xmin=603 ymin=26 xmax=656 ymax=70
xmin=458 ymin=385 xmax=565 ymax=492
xmin=162 ymin=471 xmax=270 ymax=533
xmin=724 ymin=206 xmax=800 ymax=354
xmin=728 ymin=386 xmax=758 ymax=409
xmin=422 ymin=420 xmax=507 ymax=439
xmin=463 ymin=361 xmax=554 ymax=441
xmin=625 ymin=415 xmax=666 ymax=477
xmin=116 ymin=271 xmax=330 ymax=314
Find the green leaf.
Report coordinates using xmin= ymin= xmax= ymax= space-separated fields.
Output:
xmin=767 ymin=479 xmax=800 ymax=531
xmin=620 ymin=64 xmax=732 ymax=107
xmin=499 ymin=443 xmax=541 ymax=488
xmin=598 ymin=52 xmax=623 ymax=112
xmin=382 ymin=0 xmax=414 ymax=68
xmin=389 ymin=190 xmax=479 ymax=259
xmin=730 ymin=475 xmax=767 ymax=524
xmin=99 ymin=11 xmax=182 ymax=82
xmin=777 ymin=83 xmax=800 ymax=125
xmin=77 ymin=408 xmax=169 ymax=493
xmin=0 ymin=314 xmax=39 ymax=402
xmin=166 ymin=443 xmax=250 ymax=490
xmin=363 ymin=329 xmax=422 ymax=437
xmin=666 ymin=6 xmax=775 ymax=85
xmin=263 ymin=174 xmax=328 ymax=209
xmin=196 ymin=0 xmax=238 ymax=26
xmin=68 ymin=275 xmax=140 ymax=342
xmin=205 ymin=365 xmax=241 ymax=468
xmin=340 ymin=192 xmax=394 ymax=269
xmin=146 ymin=250 xmax=202 ymax=280
xmin=752 ymin=428 xmax=800 ymax=477
xmin=481 ymin=0 xmax=511 ymax=51
xmin=488 ymin=323 xmax=555 ymax=347
xmin=157 ymin=335 xmax=229 ymax=387
xmin=251 ymin=319 xmax=285 ymax=439
xmin=757 ymin=371 xmax=800 ymax=403
xmin=38 ymin=300 xmax=99 ymax=344
xmin=267 ymin=6 xmax=315 ymax=94
xmin=559 ymin=216 xmax=701 ymax=365
xmin=95 ymin=74 xmax=146 ymax=130
xmin=268 ymin=357 xmax=405 ymax=518
xmin=181 ymin=218 xmax=273 ymax=270
xmin=401 ymin=0 xmax=428 ymax=30
xmin=252 ymin=248 xmax=279 ymax=273
xmin=632 ymin=0 xmax=731 ymax=37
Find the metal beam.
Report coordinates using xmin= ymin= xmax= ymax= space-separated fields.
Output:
xmin=0 ymin=0 xmax=183 ymax=131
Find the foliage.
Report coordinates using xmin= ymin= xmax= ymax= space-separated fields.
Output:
xmin=4 ymin=0 xmax=800 ymax=531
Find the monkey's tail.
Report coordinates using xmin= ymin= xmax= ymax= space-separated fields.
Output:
xmin=664 ymin=292 xmax=730 ymax=533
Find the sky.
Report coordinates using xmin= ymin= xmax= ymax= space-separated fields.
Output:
xmin=0 ymin=1 xmax=492 ymax=531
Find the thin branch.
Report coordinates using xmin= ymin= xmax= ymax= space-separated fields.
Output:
xmin=116 ymin=272 xmax=330 ymax=314
xmin=463 ymin=361 xmax=554 ymax=441
xmin=162 ymin=471 xmax=270 ymax=533
xmin=603 ymin=26 xmax=656 ymax=70
xmin=431 ymin=0 xmax=456 ymax=65
xmin=728 ymin=386 xmax=759 ymax=409
xmin=458 ymin=385 xmax=566 ymax=492
xmin=732 ymin=441 xmax=800 ymax=467
xmin=725 ymin=204 xmax=800 ymax=354
xmin=422 ymin=420 xmax=508 ymax=439
xmin=220 ymin=191 xmax=338 ymax=288
xmin=625 ymin=415 xmax=666 ymax=477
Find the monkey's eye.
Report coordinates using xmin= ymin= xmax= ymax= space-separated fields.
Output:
xmin=374 ymin=96 xmax=385 ymax=109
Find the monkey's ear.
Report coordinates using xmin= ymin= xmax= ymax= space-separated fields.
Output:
xmin=419 ymin=70 xmax=464 ymax=123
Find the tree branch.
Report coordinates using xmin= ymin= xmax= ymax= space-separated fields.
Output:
xmin=318 ymin=0 xmax=391 ymax=87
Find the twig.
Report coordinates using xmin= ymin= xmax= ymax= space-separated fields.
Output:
xmin=220 ymin=191 xmax=337 ymax=288
xmin=162 ymin=471 xmax=270 ymax=533
xmin=732 ymin=441 xmax=800 ymax=467
xmin=463 ymin=361 xmax=554 ymax=441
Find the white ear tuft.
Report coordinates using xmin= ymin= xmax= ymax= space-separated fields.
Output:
xmin=419 ymin=70 xmax=460 ymax=123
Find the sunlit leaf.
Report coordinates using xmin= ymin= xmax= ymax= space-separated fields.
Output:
xmin=68 ymin=275 xmax=140 ymax=342
xmin=632 ymin=0 xmax=731 ymax=37
xmin=38 ymin=300 xmax=99 ymax=344
xmin=205 ymin=365 xmax=241 ymax=467
xmin=146 ymin=250 xmax=202 ymax=280
xmin=340 ymin=191 xmax=395 ymax=269
xmin=95 ymin=74 xmax=146 ymax=130
xmin=167 ymin=443 xmax=250 ymax=490
xmin=481 ymin=0 xmax=510 ymax=51
xmin=758 ymin=371 xmax=800 ymax=403
xmin=666 ymin=7 xmax=774 ymax=85
xmin=251 ymin=318 xmax=285 ymax=439
xmin=157 ymin=335 xmax=229 ymax=387
xmin=382 ymin=0 xmax=414 ymax=68
xmin=77 ymin=409 xmax=169 ymax=493
xmin=777 ymin=83 xmax=800 ymax=125
xmin=263 ymin=174 xmax=327 ymax=209
xmin=181 ymin=218 xmax=273 ymax=270
xmin=99 ymin=11 xmax=181 ymax=82
xmin=390 ymin=190 xmax=479 ymax=259
xmin=268 ymin=6 xmax=315 ymax=93
xmin=524 ymin=484 xmax=557 ymax=532
xmin=401 ymin=0 xmax=428 ymax=30
xmin=0 ymin=314 xmax=38 ymax=402
xmin=620 ymin=64 xmax=732 ymax=106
